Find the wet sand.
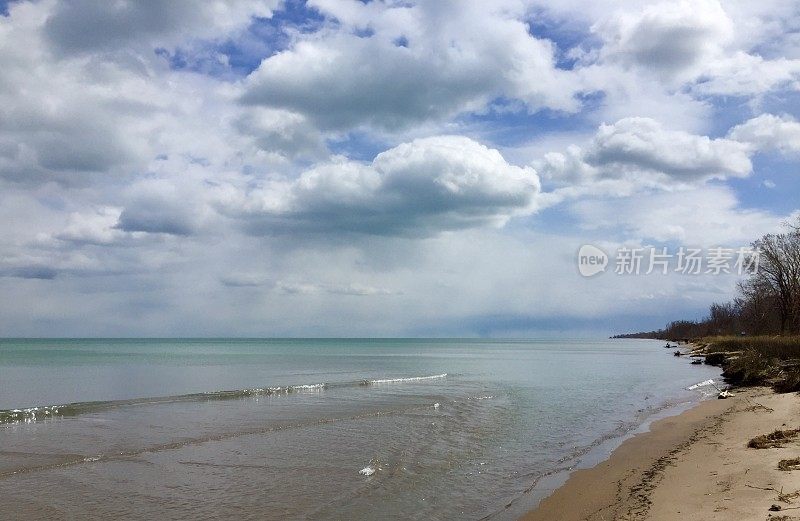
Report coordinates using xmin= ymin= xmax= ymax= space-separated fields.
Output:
xmin=522 ymin=388 xmax=800 ymax=520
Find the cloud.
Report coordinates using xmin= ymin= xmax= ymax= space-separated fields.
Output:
xmin=43 ymin=0 xmax=277 ymax=56
xmin=276 ymin=281 xmax=396 ymax=296
xmin=219 ymin=272 xmax=274 ymax=287
xmin=538 ymin=117 xmax=752 ymax=193
xmin=218 ymin=272 xmax=397 ymax=297
xmin=593 ymin=0 xmax=733 ymax=80
xmin=114 ymin=178 xmax=204 ymax=236
xmin=587 ymin=0 xmax=800 ymax=96
xmin=690 ymin=52 xmax=800 ymax=97
xmin=222 ymin=135 xmax=541 ymax=236
xmin=0 ymin=0 xmax=799 ymax=336
xmin=116 ymin=208 xmax=194 ymax=237
xmin=587 ymin=118 xmax=751 ymax=180
xmin=569 ymin=185 xmax=790 ymax=245
xmin=728 ymin=113 xmax=800 ymax=154
xmin=0 ymin=2 xmax=166 ymax=183
xmin=241 ymin=0 xmax=579 ymax=130
xmin=55 ymin=207 xmax=126 ymax=246
xmin=233 ymin=107 xmax=327 ymax=160
xmin=0 ymin=0 xmax=287 ymax=186
xmin=0 ymin=266 xmax=59 ymax=280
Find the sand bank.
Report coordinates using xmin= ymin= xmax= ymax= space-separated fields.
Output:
xmin=522 ymin=388 xmax=800 ymax=520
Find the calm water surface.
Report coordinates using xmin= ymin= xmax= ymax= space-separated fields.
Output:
xmin=0 ymin=338 xmax=719 ymax=520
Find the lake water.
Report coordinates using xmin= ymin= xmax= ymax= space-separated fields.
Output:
xmin=0 ymin=338 xmax=720 ymax=520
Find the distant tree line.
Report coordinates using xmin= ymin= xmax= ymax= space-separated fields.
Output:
xmin=615 ymin=216 xmax=800 ymax=340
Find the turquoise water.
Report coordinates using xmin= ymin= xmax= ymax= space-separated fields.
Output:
xmin=0 ymin=338 xmax=719 ymax=519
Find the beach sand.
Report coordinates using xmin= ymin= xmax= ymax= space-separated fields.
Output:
xmin=522 ymin=388 xmax=800 ymax=520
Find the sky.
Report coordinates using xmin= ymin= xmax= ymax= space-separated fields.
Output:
xmin=1 ymin=0 xmax=800 ymax=337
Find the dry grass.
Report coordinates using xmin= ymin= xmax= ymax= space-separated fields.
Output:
xmin=780 ymin=458 xmax=800 ymax=471
xmin=748 ymin=428 xmax=800 ymax=449
xmin=703 ymin=336 xmax=800 ymax=357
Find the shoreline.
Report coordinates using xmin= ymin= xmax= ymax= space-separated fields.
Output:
xmin=520 ymin=387 xmax=800 ymax=520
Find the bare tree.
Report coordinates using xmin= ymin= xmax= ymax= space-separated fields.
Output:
xmin=754 ymin=229 xmax=800 ymax=333
xmin=735 ymin=277 xmax=780 ymax=334
xmin=708 ymin=301 xmax=740 ymax=335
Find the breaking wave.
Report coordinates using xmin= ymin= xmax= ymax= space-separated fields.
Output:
xmin=0 ymin=373 xmax=449 ymax=425
xmin=366 ymin=373 xmax=447 ymax=384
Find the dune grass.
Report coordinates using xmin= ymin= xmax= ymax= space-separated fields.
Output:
xmin=697 ymin=336 xmax=800 ymax=392
xmin=702 ymin=336 xmax=800 ymax=357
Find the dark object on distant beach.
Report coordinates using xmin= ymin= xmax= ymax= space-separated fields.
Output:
xmin=673 ymin=350 xmax=681 ymax=356
xmin=769 ymin=504 xmax=782 ymax=511
xmin=691 ymin=358 xmax=702 ymax=365
xmin=664 ymin=343 xmax=672 ymax=348
xmin=778 ymin=457 xmax=800 ymax=471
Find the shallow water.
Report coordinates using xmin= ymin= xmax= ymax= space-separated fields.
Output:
xmin=0 ymin=338 xmax=719 ymax=520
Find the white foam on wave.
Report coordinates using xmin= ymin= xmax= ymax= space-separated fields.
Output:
xmin=2 ymin=373 xmax=448 ymax=426
xmin=359 ymin=458 xmax=381 ymax=476
xmin=1 ymin=404 xmax=62 ymax=424
xmin=248 ymin=383 xmax=325 ymax=395
xmin=687 ymin=379 xmax=715 ymax=390
xmin=369 ymin=373 xmax=447 ymax=384
xmin=289 ymin=383 xmax=325 ymax=391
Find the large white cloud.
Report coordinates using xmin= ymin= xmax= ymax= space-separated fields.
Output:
xmin=593 ymin=0 xmax=733 ymax=81
xmin=582 ymin=0 xmax=800 ymax=97
xmin=587 ymin=118 xmax=751 ymax=180
xmin=241 ymin=0 xmax=579 ymax=130
xmin=728 ymin=113 xmax=800 ymax=154
xmin=220 ymin=135 xmax=541 ymax=236
xmin=537 ymin=117 xmax=752 ymax=195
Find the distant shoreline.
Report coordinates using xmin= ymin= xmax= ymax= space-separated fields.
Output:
xmin=521 ymin=386 xmax=800 ymax=520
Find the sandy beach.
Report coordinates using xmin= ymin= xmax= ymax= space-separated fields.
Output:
xmin=523 ymin=387 xmax=800 ymax=520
